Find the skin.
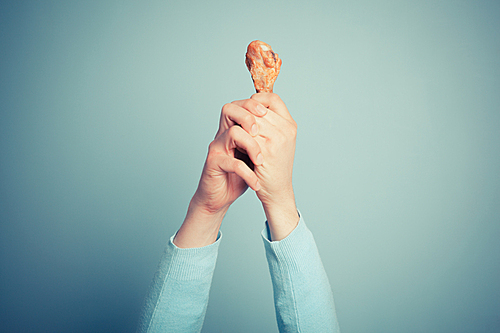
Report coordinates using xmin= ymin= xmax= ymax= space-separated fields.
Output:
xmin=173 ymin=93 xmax=299 ymax=248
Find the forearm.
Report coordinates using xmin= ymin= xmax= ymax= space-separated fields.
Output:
xmin=137 ymin=233 xmax=221 ymax=333
xmin=262 ymin=213 xmax=340 ymax=332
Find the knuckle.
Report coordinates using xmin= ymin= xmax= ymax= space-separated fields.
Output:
xmin=207 ymin=141 xmax=220 ymax=157
xmin=227 ymin=125 xmax=240 ymax=136
xmin=269 ymin=93 xmax=281 ymax=103
xmin=233 ymin=160 xmax=244 ymax=173
xmin=283 ymin=120 xmax=297 ymax=136
xmin=242 ymin=99 xmax=253 ymax=108
xmin=243 ymin=113 xmax=254 ymax=125
xmin=221 ymin=103 xmax=231 ymax=113
xmin=208 ymin=140 xmax=216 ymax=152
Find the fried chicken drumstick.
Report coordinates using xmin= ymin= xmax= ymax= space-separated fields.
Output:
xmin=245 ymin=40 xmax=282 ymax=93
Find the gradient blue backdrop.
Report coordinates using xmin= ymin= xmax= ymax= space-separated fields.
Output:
xmin=1 ymin=1 xmax=499 ymax=332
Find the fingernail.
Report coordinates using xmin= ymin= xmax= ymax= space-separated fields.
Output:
xmin=251 ymin=124 xmax=258 ymax=136
xmin=255 ymin=180 xmax=261 ymax=191
xmin=256 ymin=104 xmax=268 ymax=115
xmin=256 ymin=153 xmax=263 ymax=165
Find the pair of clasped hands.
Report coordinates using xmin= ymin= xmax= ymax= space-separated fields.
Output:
xmin=174 ymin=93 xmax=300 ymax=248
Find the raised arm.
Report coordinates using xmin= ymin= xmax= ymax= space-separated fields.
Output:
xmin=137 ymin=102 xmax=267 ymax=332
xmin=235 ymin=93 xmax=341 ymax=332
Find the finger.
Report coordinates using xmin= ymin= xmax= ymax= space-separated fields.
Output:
xmin=231 ymin=98 xmax=268 ymax=117
xmin=250 ymin=108 xmax=293 ymax=140
xmin=218 ymin=102 xmax=261 ymax=138
xmin=225 ymin=126 xmax=264 ymax=166
xmin=215 ymin=154 xmax=261 ymax=191
xmin=250 ymin=92 xmax=295 ymax=123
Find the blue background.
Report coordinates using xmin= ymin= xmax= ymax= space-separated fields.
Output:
xmin=1 ymin=0 xmax=499 ymax=332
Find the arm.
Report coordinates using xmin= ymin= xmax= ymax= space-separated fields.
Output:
xmin=137 ymin=102 xmax=267 ymax=332
xmin=235 ymin=93 xmax=340 ymax=332
xmin=137 ymin=233 xmax=221 ymax=333
xmin=262 ymin=214 xmax=341 ymax=332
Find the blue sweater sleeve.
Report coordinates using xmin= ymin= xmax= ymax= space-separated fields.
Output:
xmin=137 ymin=233 xmax=221 ymax=333
xmin=262 ymin=214 xmax=341 ymax=332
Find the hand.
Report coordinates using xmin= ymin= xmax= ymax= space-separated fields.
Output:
xmin=233 ymin=93 xmax=299 ymax=241
xmin=173 ymin=101 xmax=267 ymax=248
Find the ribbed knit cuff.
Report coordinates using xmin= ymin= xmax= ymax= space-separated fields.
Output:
xmin=164 ymin=232 xmax=222 ymax=281
xmin=261 ymin=213 xmax=318 ymax=274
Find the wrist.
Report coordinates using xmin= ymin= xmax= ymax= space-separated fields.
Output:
xmin=262 ymin=196 xmax=299 ymax=241
xmin=173 ymin=199 xmax=228 ymax=248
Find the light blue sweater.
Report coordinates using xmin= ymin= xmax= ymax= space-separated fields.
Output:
xmin=137 ymin=214 xmax=340 ymax=332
